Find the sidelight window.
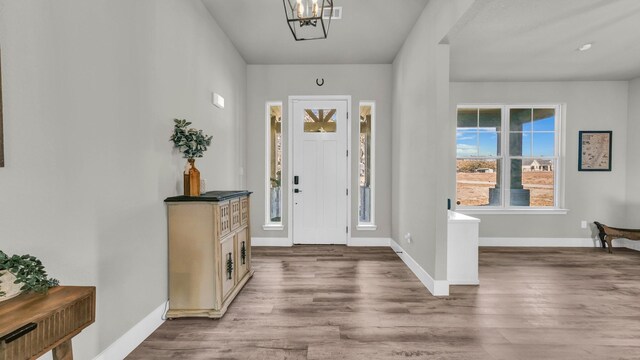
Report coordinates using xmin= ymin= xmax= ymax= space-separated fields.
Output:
xmin=357 ymin=102 xmax=376 ymax=229
xmin=264 ymin=102 xmax=283 ymax=229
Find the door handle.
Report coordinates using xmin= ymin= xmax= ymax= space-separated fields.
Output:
xmin=294 ymin=176 xmax=299 ymax=185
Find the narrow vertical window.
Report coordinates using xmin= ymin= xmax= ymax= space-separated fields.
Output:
xmin=358 ymin=102 xmax=376 ymax=229
xmin=264 ymin=102 xmax=283 ymax=229
xmin=456 ymin=107 xmax=503 ymax=207
xmin=508 ymin=108 xmax=558 ymax=207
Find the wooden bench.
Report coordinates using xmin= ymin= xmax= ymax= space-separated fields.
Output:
xmin=594 ymin=221 xmax=640 ymax=253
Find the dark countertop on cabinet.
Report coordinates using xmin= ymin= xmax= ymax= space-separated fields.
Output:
xmin=165 ymin=190 xmax=252 ymax=203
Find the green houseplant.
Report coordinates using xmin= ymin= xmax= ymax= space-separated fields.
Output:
xmin=170 ymin=119 xmax=213 ymax=196
xmin=0 ymin=250 xmax=59 ymax=301
xmin=170 ymin=119 xmax=213 ymax=159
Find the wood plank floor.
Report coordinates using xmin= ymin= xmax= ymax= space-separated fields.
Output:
xmin=128 ymin=246 xmax=640 ymax=359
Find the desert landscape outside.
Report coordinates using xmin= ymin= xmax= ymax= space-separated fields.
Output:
xmin=456 ymin=159 xmax=554 ymax=207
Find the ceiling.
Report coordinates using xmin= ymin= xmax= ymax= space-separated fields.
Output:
xmin=450 ymin=0 xmax=640 ymax=81
xmin=202 ymin=0 xmax=430 ymax=64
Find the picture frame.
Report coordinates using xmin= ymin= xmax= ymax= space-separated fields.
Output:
xmin=578 ymin=131 xmax=612 ymax=171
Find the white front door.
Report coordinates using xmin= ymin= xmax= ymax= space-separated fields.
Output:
xmin=292 ymin=99 xmax=348 ymax=245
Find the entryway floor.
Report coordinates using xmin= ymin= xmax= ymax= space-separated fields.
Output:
xmin=128 ymin=245 xmax=640 ymax=359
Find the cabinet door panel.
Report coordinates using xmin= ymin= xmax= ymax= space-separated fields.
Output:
xmin=230 ymin=199 xmax=241 ymax=230
xmin=240 ymin=197 xmax=249 ymax=226
xmin=217 ymin=202 xmax=231 ymax=237
xmin=235 ymin=227 xmax=249 ymax=281
xmin=220 ymin=235 xmax=236 ymax=300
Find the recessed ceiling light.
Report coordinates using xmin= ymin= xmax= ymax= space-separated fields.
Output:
xmin=578 ymin=43 xmax=593 ymax=52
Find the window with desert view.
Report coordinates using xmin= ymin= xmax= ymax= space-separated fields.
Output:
xmin=456 ymin=106 xmax=559 ymax=209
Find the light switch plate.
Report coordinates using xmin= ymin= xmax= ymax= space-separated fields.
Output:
xmin=213 ymin=93 xmax=225 ymax=109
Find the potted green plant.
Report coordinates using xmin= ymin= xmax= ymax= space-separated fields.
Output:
xmin=170 ymin=119 xmax=213 ymax=196
xmin=0 ymin=250 xmax=59 ymax=303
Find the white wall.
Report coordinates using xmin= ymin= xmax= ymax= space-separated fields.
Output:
xmin=391 ymin=0 xmax=474 ymax=281
xmin=627 ymin=77 xmax=640 ymax=227
xmin=0 ymin=1 xmax=246 ymax=358
xmin=451 ymin=81 xmax=629 ymax=239
xmin=246 ymin=64 xmax=392 ymax=240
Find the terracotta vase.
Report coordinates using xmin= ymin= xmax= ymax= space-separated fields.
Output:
xmin=183 ymin=159 xmax=201 ymax=196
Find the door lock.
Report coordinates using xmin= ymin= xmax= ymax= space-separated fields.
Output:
xmin=294 ymin=189 xmax=302 ymax=193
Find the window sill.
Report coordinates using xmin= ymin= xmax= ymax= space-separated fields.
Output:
xmin=262 ymin=224 xmax=284 ymax=231
xmin=456 ymin=208 xmax=569 ymax=215
xmin=356 ymin=224 xmax=378 ymax=231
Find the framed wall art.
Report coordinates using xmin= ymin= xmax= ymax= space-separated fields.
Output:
xmin=578 ymin=131 xmax=612 ymax=171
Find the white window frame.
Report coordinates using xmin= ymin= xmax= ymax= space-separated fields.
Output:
xmin=357 ymin=101 xmax=377 ymax=230
xmin=456 ymin=104 xmax=567 ymax=215
xmin=263 ymin=101 xmax=284 ymax=230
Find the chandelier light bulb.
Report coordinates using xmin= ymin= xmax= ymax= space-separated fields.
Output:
xmin=297 ymin=0 xmax=303 ymax=18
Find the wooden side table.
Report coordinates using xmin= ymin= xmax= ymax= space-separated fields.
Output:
xmin=0 ymin=286 xmax=96 ymax=360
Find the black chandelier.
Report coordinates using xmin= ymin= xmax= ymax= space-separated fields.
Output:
xmin=283 ymin=0 xmax=334 ymax=41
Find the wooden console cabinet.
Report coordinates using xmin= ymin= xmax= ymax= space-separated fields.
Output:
xmin=165 ymin=191 xmax=253 ymax=319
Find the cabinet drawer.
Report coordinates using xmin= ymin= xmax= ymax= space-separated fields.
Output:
xmin=0 ymin=292 xmax=95 ymax=360
xmin=220 ymin=235 xmax=236 ymax=300
xmin=230 ymin=199 xmax=241 ymax=231
xmin=235 ymin=227 xmax=249 ymax=281
xmin=217 ymin=202 xmax=231 ymax=237
xmin=240 ymin=197 xmax=249 ymax=226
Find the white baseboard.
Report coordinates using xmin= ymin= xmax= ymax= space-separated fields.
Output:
xmin=93 ymin=301 xmax=167 ymax=360
xmin=479 ymin=237 xmax=639 ymax=251
xmin=348 ymin=238 xmax=391 ymax=247
xmin=390 ymin=239 xmax=449 ymax=296
xmin=252 ymin=237 xmax=292 ymax=247
xmin=479 ymin=237 xmax=600 ymax=247
xmin=449 ymin=278 xmax=479 ymax=285
xmin=252 ymin=237 xmax=391 ymax=247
